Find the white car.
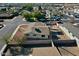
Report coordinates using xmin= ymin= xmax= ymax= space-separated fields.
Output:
xmin=0 ymin=24 xmax=4 ymax=29
xmin=73 ymin=23 xmax=79 ymax=27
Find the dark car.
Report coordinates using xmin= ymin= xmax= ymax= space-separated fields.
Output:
xmin=51 ymin=16 xmax=61 ymax=21
xmin=0 ymin=19 xmax=4 ymax=22
xmin=58 ymin=21 xmax=63 ymax=24
xmin=63 ymin=15 xmax=69 ymax=19
xmin=73 ymin=13 xmax=79 ymax=18
xmin=51 ymin=16 xmax=63 ymax=24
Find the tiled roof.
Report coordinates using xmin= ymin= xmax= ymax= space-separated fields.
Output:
xmin=32 ymin=47 xmax=60 ymax=56
xmin=58 ymin=47 xmax=79 ymax=56
xmin=24 ymin=22 xmax=49 ymax=35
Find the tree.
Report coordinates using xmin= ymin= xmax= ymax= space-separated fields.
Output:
xmin=22 ymin=10 xmax=45 ymax=22
xmin=22 ymin=4 xmax=33 ymax=12
xmin=22 ymin=12 xmax=36 ymax=22
xmin=33 ymin=11 xmax=45 ymax=19
xmin=0 ymin=8 xmax=7 ymax=13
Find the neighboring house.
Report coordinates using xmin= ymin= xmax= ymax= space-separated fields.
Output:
xmin=24 ymin=22 xmax=50 ymax=39
xmin=64 ymin=4 xmax=74 ymax=15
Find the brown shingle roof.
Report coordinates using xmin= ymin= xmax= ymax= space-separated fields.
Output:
xmin=9 ymin=24 xmax=29 ymax=44
xmin=24 ymin=22 xmax=49 ymax=35
xmin=32 ymin=47 xmax=60 ymax=56
xmin=9 ymin=22 xmax=49 ymax=44
xmin=58 ymin=47 xmax=79 ymax=56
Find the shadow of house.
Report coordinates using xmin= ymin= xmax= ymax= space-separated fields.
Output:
xmin=53 ymin=40 xmax=77 ymax=47
xmin=0 ymin=13 xmax=18 ymax=19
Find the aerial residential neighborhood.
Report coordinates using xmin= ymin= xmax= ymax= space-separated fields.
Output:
xmin=0 ymin=3 xmax=79 ymax=56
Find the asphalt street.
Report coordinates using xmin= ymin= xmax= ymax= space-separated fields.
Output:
xmin=61 ymin=22 xmax=79 ymax=37
xmin=0 ymin=16 xmax=28 ymax=51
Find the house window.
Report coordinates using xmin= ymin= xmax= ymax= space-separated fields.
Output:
xmin=41 ymin=35 xmax=45 ymax=37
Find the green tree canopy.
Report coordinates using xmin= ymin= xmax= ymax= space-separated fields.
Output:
xmin=22 ymin=11 xmax=45 ymax=22
xmin=22 ymin=4 xmax=33 ymax=11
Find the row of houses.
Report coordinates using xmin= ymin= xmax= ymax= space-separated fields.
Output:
xmin=63 ymin=3 xmax=79 ymax=14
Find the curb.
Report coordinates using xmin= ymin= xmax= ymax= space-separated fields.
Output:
xmin=0 ymin=24 xmax=6 ymax=31
xmin=59 ymin=25 xmax=74 ymax=39
xmin=9 ymin=24 xmax=20 ymax=41
xmin=9 ymin=24 xmax=28 ymax=41
xmin=0 ymin=44 xmax=7 ymax=56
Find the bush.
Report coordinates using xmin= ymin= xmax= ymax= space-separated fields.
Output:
xmin=22 ymin=10 xmax=45 ymax=22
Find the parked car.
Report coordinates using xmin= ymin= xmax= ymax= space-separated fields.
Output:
xmin=57 ymin=21 xmax=63 ymax=24
xmin=51 ymin=16 xmax=61 ymax=21
xmin=73 ymin=13 xmax=79 ymax=18
xmin=63 ymin=15 xmax=69 ymax=19
xmin=73 ymin=23 xmax=79 ymax=27
xmin=0 ymin=24 xmax=4 ymax=29
xmin=38 ymin=19 xmax=47 ymax=22
xmin=0 ymin=19 xmax=4 ymax=22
